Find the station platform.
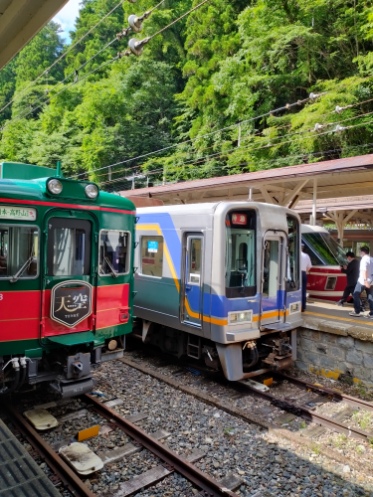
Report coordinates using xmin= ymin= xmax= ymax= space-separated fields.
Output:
xmin=304 ymin=299 xmax=373 ymax=337
xmin=0 ymin=418 xmax=62 ymax=496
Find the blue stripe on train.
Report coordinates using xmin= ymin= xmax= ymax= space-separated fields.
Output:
xmin=138 ymin=213 xmax=300 ymax=319
xmin=137 ymin=212 xmax=181 ymax=278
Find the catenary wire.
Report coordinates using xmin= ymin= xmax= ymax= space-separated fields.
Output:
xmin=0 ymin=0 xmax=128 ymax=117
xmin=78 ymin=97 xmax=373 ymax=182
xmin=99 ymin=140 xmax=373 ymax=191
xmin=94 ymin=114 xmax=373 ymax=187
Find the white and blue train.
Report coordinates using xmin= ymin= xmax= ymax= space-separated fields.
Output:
xmin=133 ymin=201 xmax=302 ymax=381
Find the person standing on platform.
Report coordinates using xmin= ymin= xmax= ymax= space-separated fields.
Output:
xmin=337 ymin=251 xmax=359 ymax=306
xmin=301 ymin=244 xmax=312 ymax=312
xmin=349 ymin=246 xmax=373 ymax=317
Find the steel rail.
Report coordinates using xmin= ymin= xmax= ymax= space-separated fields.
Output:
xmin=238 ymin=381 xmax=372 ymax=442
xmin=4 ymin=404 xmax=96 ymax=497
xmin=277 ymin=372 xmax=373 ymax=412
xmin=84 ymin=393 xmax=240 ymax=497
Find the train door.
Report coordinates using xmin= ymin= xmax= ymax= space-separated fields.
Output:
xmin=181 ymin=234 xmax=204 ymax=328
xmin=42 ymin=212 xmax=96 ymax=338
xmin=260 ymin=232 xmax=286 ymax=326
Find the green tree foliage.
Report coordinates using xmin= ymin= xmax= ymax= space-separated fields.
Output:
xmin=0 ymin=60 xmax=16 ymax=125
xmin=166 ymin=0 xmax=373 ymax=181
xmin=15 ymin=21 xmax=64 ymax=90
xmin=0 ymin=0 xmax=372 ymax=187
xmin=64 ymin=0 xmax=125 ymax=81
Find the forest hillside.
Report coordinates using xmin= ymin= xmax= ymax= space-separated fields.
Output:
xmin=0 ymin=0 xmax=372 ymax=190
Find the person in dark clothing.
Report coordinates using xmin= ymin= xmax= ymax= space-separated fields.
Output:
xmin=337 ymin=251 xmax=359 ymax=306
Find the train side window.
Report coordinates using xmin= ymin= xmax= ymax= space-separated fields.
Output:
xmin=140 ymin=236 xmax=163 ymax=277
xmin=0 ymin=225 xmax=39 ymax=279
xmin=188 ymin=237 xmax=202 ymax=284
xmin=99 ymin=230 xmax=130 ymax=276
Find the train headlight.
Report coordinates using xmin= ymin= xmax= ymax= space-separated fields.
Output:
xmin=47 ymin=179 xmax=63 ymax=194
xmin=228 ymin=310 xmax=252 ymax=325
xmin=85 ymin=184 xmax=99 ymax=199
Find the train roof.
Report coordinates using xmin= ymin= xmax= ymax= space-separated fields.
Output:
xmin=0 ymin=163 xmax=135 ymax=211
xmin=0 ymin=162 xmax=58 ymax=180
xmin=136 ymin=200 xmax=295 ymax=215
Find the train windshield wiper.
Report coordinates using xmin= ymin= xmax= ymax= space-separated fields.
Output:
xmin=104 ymin=256 xmax=118 ymax=278
xmin=10 ymin=255 xmax=33 ymax=283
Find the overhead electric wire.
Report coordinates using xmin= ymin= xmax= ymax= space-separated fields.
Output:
xmin=0 ymin=0 xmax=127 ymax=118
xmin=94 ymin=111 xmax=373 ymax=188
xmin=100 ymin=139 xmax=373 ymax=191
xmin=2 ymin=0 xmax=372 ymax=186
xmin=0 ymin=50 xmax=121 ymax=129
xmin=122 ymin=0 xmax=213 ymax=56
xmin=148 ymin=0 xmax=212 ymax=39
xmin=72 ymin=93 xmax=325 ymax=179
xmin=76 ymin=95 xmax=373 ymax=183
xmin=1 ymin=0 xmax=171 ymax=127
xmin=89 ymin=112 xmax=373 ymax=185
xmin=157 ymin=112 xmax=373 ymax=172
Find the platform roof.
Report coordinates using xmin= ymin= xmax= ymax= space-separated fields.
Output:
xmin=0 ymin=0 xmax=68 ymax=69
xmin=121 ymin=153 xmax=373 ymax=238
xmin=121 ymin=153 xmax=373 ymax=207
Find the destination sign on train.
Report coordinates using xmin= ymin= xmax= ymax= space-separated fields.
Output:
xmin=0 ymin=205 xmax=37 ymax=221
xmin=231 ymin=213 xmax=247 ymax=225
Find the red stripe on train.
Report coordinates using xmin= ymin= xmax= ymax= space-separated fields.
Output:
xmin=0 ymin=284 xmax=130 ymax=341
xmin=0 ymin=290 xmax=40 ymax=341
xmin=0 ymin=197 xmax=135 ymax=215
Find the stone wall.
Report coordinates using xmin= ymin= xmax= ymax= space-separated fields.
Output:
xmin=296 ymin=316 xmax=373 ymax=387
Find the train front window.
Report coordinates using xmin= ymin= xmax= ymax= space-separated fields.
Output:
xmin=225 ymin=210 xmax=256 ymax=298
xmin=0 ymin=225 xmax=39 ymax=279
xmin=303 ymin=231 xmax=347 ymax=266
xmin=47 ymin=218 xmax=91 ymax=276
xmin=99 ymin=230 xmax=130 ymax=276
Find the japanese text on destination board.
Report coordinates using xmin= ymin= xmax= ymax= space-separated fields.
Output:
xmin=0 ymin=206 xmax=36 ymax=221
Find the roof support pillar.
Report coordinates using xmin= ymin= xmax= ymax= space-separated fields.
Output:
xmin=325 ymin=210 xmax=357 ymax=248
xmin=310 ymin=178 xmax=317 ymax=225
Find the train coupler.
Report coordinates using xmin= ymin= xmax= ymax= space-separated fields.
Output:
xmin=262 ymin=336 xmax=293 ymax=370
xmin=262 ymin=353 xmax=293 ymax=370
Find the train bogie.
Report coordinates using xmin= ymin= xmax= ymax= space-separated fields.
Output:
xmin=134 ymin=201 xmax=302 ymax=381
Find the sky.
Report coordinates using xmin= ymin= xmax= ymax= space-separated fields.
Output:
xmin=53 ymin=0 xmax=81 ymax=41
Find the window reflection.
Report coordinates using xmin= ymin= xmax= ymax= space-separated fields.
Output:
xmin=287 ymin=215 xmax=300 ymax=290
xmin=0 ymin=225 xmax=39 ymax=279
xmin=302 ymin=232 xmax=347 ymax=266
xmin=48 ymin=219 xmax=91 ymax=276
xmin=140 ymin=236 xmax=163 ymax=277
xmin=225 ymin=210 xmax=256 ymax=298
xmin=99 ymin=230 xmax=130 ymax=276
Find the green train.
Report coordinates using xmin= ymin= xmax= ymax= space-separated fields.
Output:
xmin=0 ymin=162 xmax=136 ymax=397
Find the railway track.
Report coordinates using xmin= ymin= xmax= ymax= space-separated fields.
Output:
xmin=3 ymin=353 xmax=373 ymax=496
xmin=237 ymin=373 xmax=373 ymax=443
xmin=119 ymin=352 xmax=373 ymax=467
xmin=3 ymin=404 xmax=94 ymax=497
xmin=85 ymin=393 xmax=240 ymax=497
xmin=3 ymin=394 xmax=241 ymax=497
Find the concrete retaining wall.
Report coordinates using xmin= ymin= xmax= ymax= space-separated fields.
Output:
xmin=296 ymin=316 xmax=373 ymax=387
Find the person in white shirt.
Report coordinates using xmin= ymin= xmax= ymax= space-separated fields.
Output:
xmin=349 ymin=245 xmax=373 ymax=317
xmin=301 ymin=244 xmax=312 ymax=312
